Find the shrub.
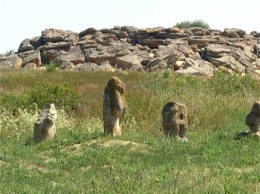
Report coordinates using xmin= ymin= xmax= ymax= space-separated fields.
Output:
xmin=0 ymin=83 xmax=82 ymax=114
xmin=27 ymin=83 xmax=82 ymax=110
xmin=174 ymin=20 xmax=210 ymax=29
xmin=45 ymin=61 xmax=58 ymax=72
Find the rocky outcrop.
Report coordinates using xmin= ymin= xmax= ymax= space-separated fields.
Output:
xmin=33 ymin=103 xmax=57 ymax=142
xmin=1 ymin=26 xmax=260 ymax=78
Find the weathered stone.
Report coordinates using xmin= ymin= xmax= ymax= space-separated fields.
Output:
xmin=0 ymin=54 xmax=23 ymax=68
xmin=33 ymin=103 xmax=57 ymax=142
xmin=223 ymin=28 xmax=246 ymax=38
xmin=86 ymin=51 xmax=116 ymax=65
xmin=189 ymin=27 xmax=205 ymax=36
xmin=154 ymin=44 xmax=182 ymax=59
xmin=175 ymin=56 xmax=216 ymax=76
xmin=189 ymin=36 xmax=209 ymax=47
xmin=39 ymin=42 xmax=71 ymax=51
xmin=95 ymin=60 xmax=115 ymax=72
xmin=162 ymin=101 xmax=188 ymax=141
xmin=75 ymin=62 xmax=97 ymax=71
xmin=79 ymin=27 xmax=98 ymax=38
xmin=177 ymin=44 xmax=194 ymax=57
xmin=12 ymin=25 xmax=260 ymax=77
xmin=204 ymin=44 xmax=231 ymax=58
xmin=30 ymin=36 xmax=44 ymax=50
xmin=24 ymin=63 xmax=37 ymax=69
xmin=0 ymin=61 xmax=12 ymax=68
xmin=42 ymin=28 xmax=78 ymax=43
xmin=18 ymin=38 xmax=34 ymax=52
xmin=116 ymin=48 xmax=131 ymax=57
xmin=115 ymin=51 xmax=150 ymax=70
xmin=56 ymin=46 xmax=85 ymax=65
xmin=208 ymin=36 xmax=227 ymax=44
xmin=59 ymin=60 xmax=74 ymax=69
xmin=254 ymin=44 xmax=260 ymax=58
xmin=103 ymin=77 xmax=127 ymax=136
xmin=246 ymin=101 xmax=260 ymax=134
xmin=22 ymin=50 xmax=42 ymax=67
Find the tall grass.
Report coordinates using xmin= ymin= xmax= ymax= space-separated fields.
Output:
xmin=0 ymin=69 xmax=260 ymax=193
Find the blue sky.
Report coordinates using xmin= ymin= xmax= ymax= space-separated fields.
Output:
xmin=1 ymin=0 xmax=260 ymax=53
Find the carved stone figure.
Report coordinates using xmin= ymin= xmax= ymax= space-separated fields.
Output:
xmin=33 ymin=103 xmax=57 ymax=142
xmin=246 ymin=101 xmax=260 ymax=135
xmin=103 ymin=77 xmax=127 ymax=136
xmin=162 ymin=101 xmax=188 ymax=141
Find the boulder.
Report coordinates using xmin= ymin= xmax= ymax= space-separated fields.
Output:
xmin=30 ymin=36 xmax=44 ymax=50
xmin=189 ymin=36 xmax=209 ymax=47
xmin=86 ymin=51 xmax=116 ymax=65
xmin=79 ymin=27 xmax=98 ymax=38
xmin=0 ymin=61 xmax=12 ymax=68
xmin=175 ymin=56 xmax=216 ymax=76
xmin=22 ymin=50 xmax=42 ymax=67
xmin=56 ymin=46 xmax=85 ymax=65
xmin=223 ymin=28 xmax=246 ymax=38
xmin=95 ymin=60 xmax=115 ymax=72
xmin=39 ymin=42 xmax=71 ymax=51
xmin=189 ymin=27 xmax=205 ymax=36
xmin=254 ymin=44 xmax=260 ymax=58
xmin=18 ymin=38 xmax=34 ymax=52
xmin=0 ymin=54 xmax=23 ymax=68
xmin=75 ymin=62 xmax=97 ymax=71
xmin=24 ymin=63 xmax=37 ymax=69
xmin=59 ymin=60 xmax=74 ymax=69
xmin=42 ymin=28 xmax=78 ymax=43
xmin=115 ymin=51 xmax=150 ymax=70
xmin=33 ymin=103 xmax=57 ymax=142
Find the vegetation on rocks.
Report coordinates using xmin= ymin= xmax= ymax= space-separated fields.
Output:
xmin=174 ymin=20 xmax=210 ymax=29
xmin=0 ymin=69 xmax=260 ymax=193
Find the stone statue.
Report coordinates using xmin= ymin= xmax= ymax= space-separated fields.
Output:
xmin=246 ymin=101 xmax=260 ymax=136
xmin=103 ymin=77 xmax=127 ymax=136
xmin=33 ymin=103 xmax=57 ymax=142
xmin=162 ymin=101 xmax=188 ymax=141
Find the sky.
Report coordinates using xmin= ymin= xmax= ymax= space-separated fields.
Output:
xmin=0 ymin=0 xmax=260 ymax=53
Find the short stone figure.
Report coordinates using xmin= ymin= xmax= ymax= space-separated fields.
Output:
xmin=245 ymin=101 xmax=260 ymax=136
xmin=33 ymin=103 xmax=57 ymax=142
xmin=162 ymin=101 xmax=188 ymax=141
xmin=103 ymin=77 xmax=127 ymax=136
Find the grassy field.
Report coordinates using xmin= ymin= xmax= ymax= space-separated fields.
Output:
xmin=0 ymin=68 xmax=260 ymax=193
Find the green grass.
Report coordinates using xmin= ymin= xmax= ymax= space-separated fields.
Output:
xmin=0 ymin=69 xmax=260 ymax=193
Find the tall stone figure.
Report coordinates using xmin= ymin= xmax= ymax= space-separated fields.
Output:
xmin=33 ymin=103 xmax=57 ymax=142
xmin=162 ymin=101 xmax=188 ymax=141
xmin=103 ymin=77 xmax=127 ymax=136
xmin=245 ymin=101 xmax=260 ymax=136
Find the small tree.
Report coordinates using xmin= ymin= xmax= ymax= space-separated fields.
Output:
xmin=174 ymin=20 xmax=210 ymax=29
xmin=0 ymin=50 xmax=15 ymax=59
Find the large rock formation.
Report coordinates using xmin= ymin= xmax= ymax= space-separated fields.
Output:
xmin=33 ymin=103 xmax=57 ymax=142
xmin=1 ymin=26 xmax=260 ymax=78
xmin=103 ymin=77 xmax=127 ymax=137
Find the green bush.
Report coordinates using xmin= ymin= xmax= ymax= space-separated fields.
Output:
xmin=0 ymin=83 xmax=82 ymax=113
xmin=0 ymin=93 xmax=28 ymax=114
xmin=27 ymin=83 xmax=82 ymax=110
xmin=45 ymin=61 xmax=58 ymax=72
xmin=174 ymin=19 xmax=210 ymax=29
